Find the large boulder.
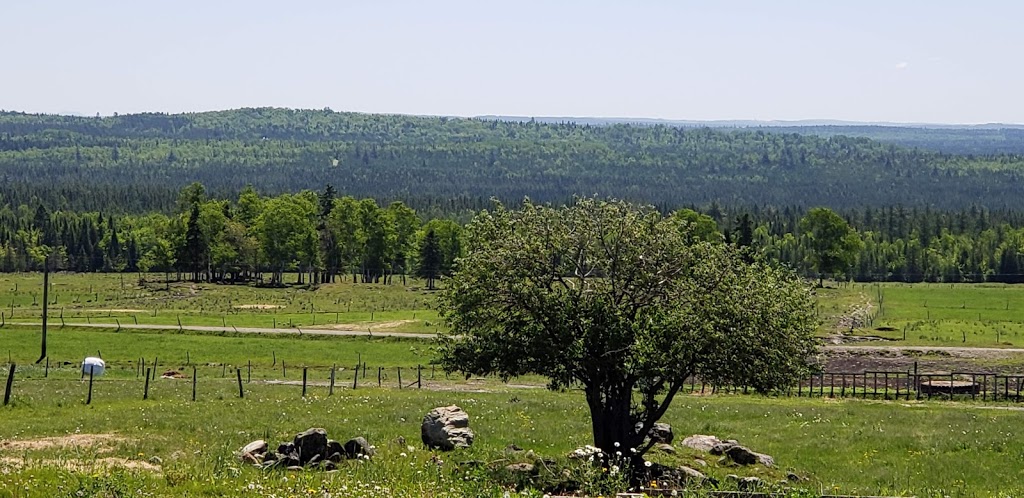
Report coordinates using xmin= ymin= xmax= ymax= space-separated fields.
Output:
xmin=293 ymin=428 xmax=329 ymax=465
xmin=421 ymin=405 xmax=475 ymax=450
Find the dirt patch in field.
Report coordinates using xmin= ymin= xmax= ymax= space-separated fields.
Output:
xmin=233 ymin=304 xmax=283 ymax=309
xmin=0 ymin=456 xmax=161 ymax=473
xmin=327 ymin=319 xmax=417 ymax=331
xmin=82 ymin=309 xmax=147 ymax=313
xmin=822 ymin=346 xmax=1024 ymax=374
xmin=0 ymin=433 xmax=129 ymax=452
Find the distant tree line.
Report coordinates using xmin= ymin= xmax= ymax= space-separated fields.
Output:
xmin=3 ymin=108 xmax=1024 ymax=214
xmin=5 ymin=184 xmax=1024 ymax=284
xmin=0 ymin=183 xmax=462 ymax=286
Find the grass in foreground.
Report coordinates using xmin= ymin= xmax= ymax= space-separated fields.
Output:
xmin=2 ymin=370 xmax=1024 ymax=497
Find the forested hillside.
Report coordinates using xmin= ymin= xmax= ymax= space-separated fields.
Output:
xmin=3 ymin=108 xmax=1024 ymax=213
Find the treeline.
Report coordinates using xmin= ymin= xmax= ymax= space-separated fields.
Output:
xmin=3 ymin=108 xmax=1024 ymax=213
xmin=5 ymin=184 xmax=1024 ymax=284
xmin=0 ymin=184 xmax=462 ymax=287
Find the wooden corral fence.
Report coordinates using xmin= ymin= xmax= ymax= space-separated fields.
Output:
xmin=679 ymin=368 xmax=1024 ymax=402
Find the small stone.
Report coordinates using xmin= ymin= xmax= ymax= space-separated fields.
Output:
xmin=148 ymin=456 xmax=163 ymax=465
xmin=725 ymin=445 xmax=758 ymax=465
xmin=787 ymin=472 xmax=802 ymax=482
xmin=648 ymin=423 xmax=674 ymax=444
xmin=238 ymin=439 xmax=268 ymax=463
xmin=692 ymin=458 xmax=707 ymax=467
xmin=342 ymin=437 xmax=374 ymax=459
xmin=505 ymin=443 xmax=523 ymax=452
xmin=738 ymin=476 xmax=763 ymax=490
xmin=505 ymin=462 xmax=536 ymax=475
xmin=286 ymin=465 xmax=304 ymax=472
xmin=677 ymin=465 xmax=706 ymax=482
xmin=655 ymin=443 xmax=676 ymax=454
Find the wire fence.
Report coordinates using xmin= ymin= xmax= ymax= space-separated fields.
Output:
xmin=5 ymin=357 xmax=1024 ymax=407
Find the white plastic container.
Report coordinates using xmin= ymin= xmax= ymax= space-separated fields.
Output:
xmin=82 ymin=357 xmax=106 ymax=377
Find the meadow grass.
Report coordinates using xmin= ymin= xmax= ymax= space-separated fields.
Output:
xmin=2 ymin=373 xmax=1023 ymax=497
xmin=0 ymin=273 xmax=441 ymax=333
xmin=818 ymin=282 xmax=1024 ymax=347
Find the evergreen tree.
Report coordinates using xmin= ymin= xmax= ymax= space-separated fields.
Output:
xmin=417 ymin=229 xmax=442 ymax=290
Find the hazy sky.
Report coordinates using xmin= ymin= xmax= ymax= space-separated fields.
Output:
xmin=2 ymin=1 xmax=1021 ymax=124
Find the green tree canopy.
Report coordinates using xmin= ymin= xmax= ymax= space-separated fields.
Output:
xmin=799 ymin=207 xmax=864 ymax=285
xmin=437 ymin=198 xmax=818 ymax=469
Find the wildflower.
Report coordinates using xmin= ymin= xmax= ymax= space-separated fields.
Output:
xmin=644 ymin=460 xmax=652 ymax=467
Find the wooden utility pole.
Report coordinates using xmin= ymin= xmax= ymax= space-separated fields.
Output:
xmin=36 ymin=257 xmax=49 ymax=364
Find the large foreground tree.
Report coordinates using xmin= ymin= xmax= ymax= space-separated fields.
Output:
xmin=438 ymin=198 xmax=817 ymax=467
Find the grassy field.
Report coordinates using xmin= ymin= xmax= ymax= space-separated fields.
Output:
xmin=2 ymin=372 xmax=1023 ymax=497
xmin=5 ymin=273 xmax=1024 ymax=496
xmin=819 ymin=282 xmax=1024 ymax=347
xmin=0 ymin=273 xmax=441 ymax=333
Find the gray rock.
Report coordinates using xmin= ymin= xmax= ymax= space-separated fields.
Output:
xmin=649 ymin=423 xmax=674 ymax=444
xmin=343 ymin=437 xmax=374 ymax=459
xmin=681 ymin=434 xmax=724 ymax=452
xmin=655 ymin=443 xmax=677 ymax=454
xmin=326 ymin=440 xmax=344 ymax=463
xmin=277 ymin=442 xmax=296 ymax=459
xmin=147 ymin=456 xmax=163 ymax=465
xmin=505 ymin=462 xmax=537 ymax=475
xmin=293 ymin=428 xmax=329 ymax=465
xmin=738 ymin=476 xmax=764 ymax=491
xmin=692 ymin=458 xmax=707 ymax=467
xmin=238 ymin=439 xmax=268 ymax=464
xmin=678 ymin=465 xmax=706 ymax=482
xmin=421 ymin=405 xmax=475 ymax=450
xmin=725 ymin=445 xmax=758 ymax=465
xmin=787 ymin=472 xmax=803 ymax=482
xmin=710 ymin=442 xmax=736 ymax=455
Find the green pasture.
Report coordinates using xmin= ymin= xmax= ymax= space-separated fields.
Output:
xmin=819 ymin=282 xmax=1024 ymax=347
xmin=0 ymin=272 xmax=441 ymax=333
xmin=0 ymin=326 xmax=437 ymax=377
xmin=2 ymin=373 xmax=1023 ymax=497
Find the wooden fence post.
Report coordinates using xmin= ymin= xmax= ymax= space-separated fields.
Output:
xmin=144 ymin=368 xmax=151 ymax=400
xmin=3 ymin=364 xmax=14 ymax=406
xmin=237 ymin=369 xmax=244 ymax=398
xmin=302 ymin=368 xmax=308 ymax=397
xmin=86 ymin=368 xmax=95 ymax=405
xmin=192 ymin=366 xmax=197 ymax=402
xmin=329 ymin=366 xmax=335 ymax=396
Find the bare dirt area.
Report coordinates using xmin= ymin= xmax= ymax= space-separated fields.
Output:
xmin=79 ymin=308 xmax=147 ymax=313
xmin=0 ymin=456 xmax=161 ymax=472
xmin=0 ymin=433 xmax=129 ymax=451
xmin=821 ymin=345 xmax=1024 ymax=374
xmin=0 ymin=433 xmax=161 ymax=472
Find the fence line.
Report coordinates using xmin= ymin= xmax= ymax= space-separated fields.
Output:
xmin=4 ymin=357 xmax=1024 ymax=405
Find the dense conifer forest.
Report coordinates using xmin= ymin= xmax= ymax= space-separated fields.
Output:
xmin=3 ymin=108 xmax=1024 ymax=283
xmin=3 ymin=108 xmax=1024 ymax=212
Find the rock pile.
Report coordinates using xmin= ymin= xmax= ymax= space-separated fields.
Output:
xmin=238 ymin=428 xmax=374 ymax=470
xmin=680 ymin=434 xmax=774 ymax=467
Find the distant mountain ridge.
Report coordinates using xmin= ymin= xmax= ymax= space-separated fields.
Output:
xmin=477 ymin=115 xmax=1024 ymax=130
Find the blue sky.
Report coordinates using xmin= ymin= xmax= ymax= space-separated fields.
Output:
xmin=2 ymin=1 xmax=1020 ymax=123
